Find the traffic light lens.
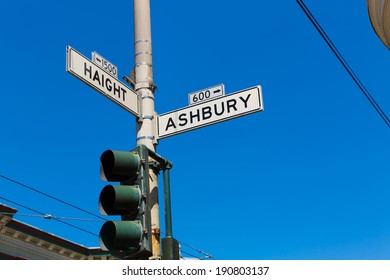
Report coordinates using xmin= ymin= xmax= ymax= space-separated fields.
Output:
xmin=98 ymin=185 xmax=141 ymax=216
xmin=99 ymin=220 xmax=142 ymax=251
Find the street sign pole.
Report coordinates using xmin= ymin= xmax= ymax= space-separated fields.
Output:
xmin=133 ymin=0 xmax=160 ymax=259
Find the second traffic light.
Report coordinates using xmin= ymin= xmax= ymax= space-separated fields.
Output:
xmin=98 ymin=145 xmax=152 ymax=259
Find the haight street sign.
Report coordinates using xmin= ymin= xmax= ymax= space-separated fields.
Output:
xmin=158 ymin=86 xmax=263 ymax=139
xmin=66 ymin=46 xmax=139 ymax=117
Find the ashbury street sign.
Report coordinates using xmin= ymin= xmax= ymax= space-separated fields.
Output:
xmin=158 ymin=86 xmax=263 ymax=139
xmin=66 ymin=46 xmax=139 ymax=117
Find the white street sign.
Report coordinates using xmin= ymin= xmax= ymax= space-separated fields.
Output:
xmin=66 ymin=46 xmax=139 ymax=117
xmin=92 ymin=51 xmax=118 ymax=78
xmin=158 ymin=86 xmax=263 ymax=139
xmin=188 ymin=84 xmax=225 ymax=106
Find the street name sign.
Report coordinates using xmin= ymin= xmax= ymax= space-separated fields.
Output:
xmin=158 ymin=86 xmax=263 ymax=139
xmin=188 ymin=84 xmax=225 ymax=106
xmin=92 ymin=51 xmax=118 ymax=78
xmin=66 ymin=46 xmax=139 ymax=117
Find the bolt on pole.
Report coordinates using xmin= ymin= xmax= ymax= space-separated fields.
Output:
xmin=133 ymin=0 xmax=160 ymax=259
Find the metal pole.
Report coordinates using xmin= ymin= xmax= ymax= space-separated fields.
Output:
xmin=163 ymin=168 xmax=172 ymax=238
xmin=161 ymin=166 xmax=180 ymax=260
xmin=133 ymin=0 xmax=160 ymax=259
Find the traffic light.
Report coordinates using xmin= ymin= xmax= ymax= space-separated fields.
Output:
xmin=98 ymin=145 xmax=152 ymax=259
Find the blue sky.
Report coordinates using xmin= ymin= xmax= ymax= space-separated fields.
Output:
xmin=0 ymin=0 xmax=389 ymax=260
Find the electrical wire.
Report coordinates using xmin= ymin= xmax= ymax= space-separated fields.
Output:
xmin=177 ymin=238 xmax=215 ymax=259
xmin=0 ymin=174 xmax=107 ymax=221
xmin=0 ymin=174 xmax=107 ymax=240
xmin=0 ymin=195 xmax=98 ymax=237
xmin=160 ymin=230 xmax=215 ymax=260
xmin=0 ymin=212 xmax=104 ymax=222
xmin=296 ymin=0 xmax=390 ymax=128
xmin=180 ymin=250 xmax=203 ymax=260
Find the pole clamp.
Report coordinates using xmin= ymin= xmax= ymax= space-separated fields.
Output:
xmin=134 ymin=81 xmax=157 ymax=92
xmin=137 ymin=136 xmax=155 ymax=141
xmin=142 ymin=115 xmax=154 ymax=120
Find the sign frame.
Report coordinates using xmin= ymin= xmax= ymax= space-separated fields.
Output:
xmin=66 ymin=46 xmax=139 ymax=117
xmin=158 ymin=86 xmax=263 ymax=139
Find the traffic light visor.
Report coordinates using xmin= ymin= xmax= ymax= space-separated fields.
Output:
xmin=100 ymin=150 xmax=140 ymax=181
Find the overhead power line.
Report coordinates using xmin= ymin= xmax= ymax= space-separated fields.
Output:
xmin=180 ymin=250 xmax=203 ymax=260
xmin=296 ymin=0 xmax=390 ymax=128
xmin=0 ymin=174 xmax=106 ymax=221
xmin=160 ymin=230 xmax=215 ymax=260
xmin=0 ymin=212 xmax=104 ymax=222
xmin=177 ymin=238 xmax=215 ymax=259
xmin=0 ymin=195 xmax=98 ymax=237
